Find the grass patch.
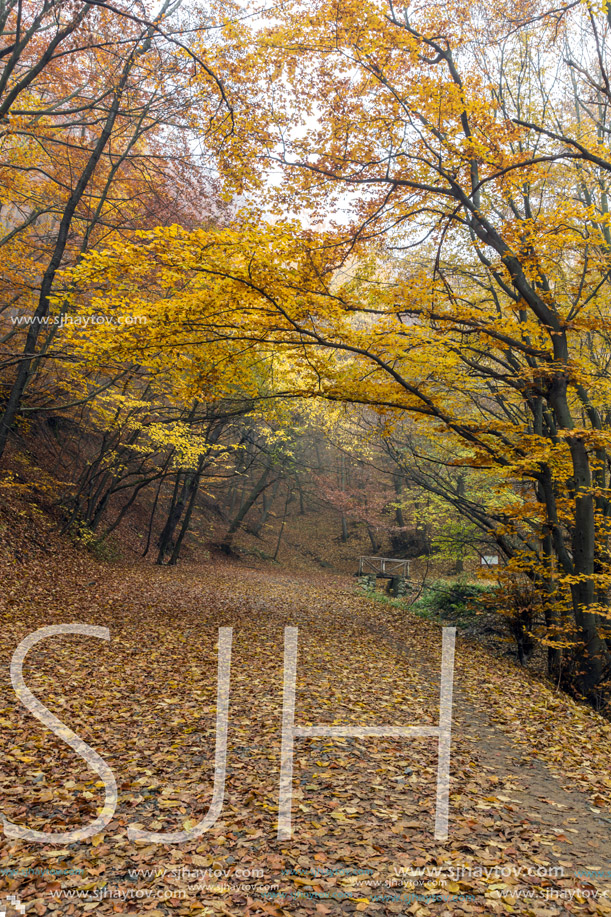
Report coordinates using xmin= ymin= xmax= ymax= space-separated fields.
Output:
xmin=409 ymin=579 xmax=494 ymax=626
xmin=364 ymin=591 xmax=409 ymax=610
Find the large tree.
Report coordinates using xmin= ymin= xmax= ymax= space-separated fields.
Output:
xmin=0 ymin=0 xmax=232 ymax=459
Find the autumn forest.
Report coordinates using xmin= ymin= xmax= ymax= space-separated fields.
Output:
xmin=1 ymin=0 xmax=611 ymax=914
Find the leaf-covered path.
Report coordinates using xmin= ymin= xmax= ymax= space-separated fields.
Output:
xmin=1 ymin=562 xmax=611 ymax=916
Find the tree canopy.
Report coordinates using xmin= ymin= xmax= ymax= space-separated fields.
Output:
xmin=3 ymin=0 xmax=611 ymax=703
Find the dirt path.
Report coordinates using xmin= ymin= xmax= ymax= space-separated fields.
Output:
xmin=0 ymin=563 xmax=610 ymax=916
xmin=364 ymin=616 xmax=611 ymax=877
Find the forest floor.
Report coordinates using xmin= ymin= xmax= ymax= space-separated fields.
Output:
xmin=1 ymin=544 xmax=611 ymax=917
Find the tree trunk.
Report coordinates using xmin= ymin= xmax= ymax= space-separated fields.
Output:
xmin=367 ymin=524 xmax=380 ymax=554
xmin=168 ymin=456 xmax=206 ymax=565
xmin=156 ymin=472 xmax=184 ymax=564
xmin=221 ymin=465 xmax=275 ymax=551
xmin=273 ymin=485 xmax=292 ymax=561
xmin=548 ymin=368 xmax=610 ymax=697
xmin=540 ymin=532 xmax=562 ymax=680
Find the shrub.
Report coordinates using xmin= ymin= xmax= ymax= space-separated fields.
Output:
xmin=410 ymin=579 xmax=494 ymax=620
xmin=68 ymin=521 xmax=121 ymax=563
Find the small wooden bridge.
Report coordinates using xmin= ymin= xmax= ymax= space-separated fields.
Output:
xmin=358 ymin=556 xmax=410 ymax=578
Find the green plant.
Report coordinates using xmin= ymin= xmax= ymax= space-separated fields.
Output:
xmin=68 ymin=521 xmax=121 ymax=563
xmin=410 ymin=579 xmax=494 ymax=623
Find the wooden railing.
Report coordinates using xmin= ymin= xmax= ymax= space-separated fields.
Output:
xmin=358 ymin=556 xmax=410 ymax=578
